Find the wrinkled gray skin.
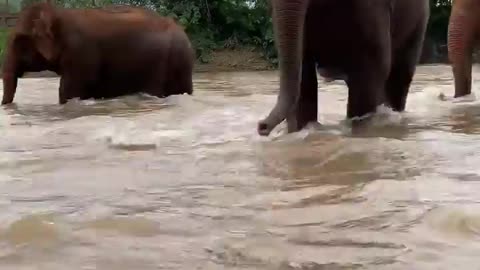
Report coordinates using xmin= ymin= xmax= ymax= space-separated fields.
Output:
xmin=447 ymin=0 xmax=480 ymax=98
xmin=257 ymin=0 xmax=430 ymax=136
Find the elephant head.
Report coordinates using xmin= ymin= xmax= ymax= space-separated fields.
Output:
xmin=2 ymin=0 xmax=60 ymax=104
xmin=447 ymin=0 xmax=478 ymax=98
xmin=257 ymin=0 xmax=310 ymax=136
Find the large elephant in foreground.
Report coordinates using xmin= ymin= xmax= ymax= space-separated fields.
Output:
xmin=1 ymin=1 xmax=194 ymax=105
xmin=257 ymin=0 xmax=430 ymax=136
xmin=448 ymin=0 xmax=478 ymax=98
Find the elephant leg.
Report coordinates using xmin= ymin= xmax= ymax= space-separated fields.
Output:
xmin=346 ymin=54 xmax=391 ymax=120
xmin=144 ymin=86 xmax=164 ymax=99
xmin=79 ymin=84 xmax=97 ymax=100
xmin=160 ymin=33 xmax=194 ymax=97
xmin=347 ymin=3 xmax=392 ymax=120
xmin=286 ymin=56 xmax=318 ymax=132
xmin=346 ymin=65 xmax=389 ymax=120
xmin=152 ymin=59 xmax=193 ymax=97
xmin=58 ymin=55 xmax=99 ymax=103
xmin=165 ymin=66 xmax=194 ymax=96
xmin=448 ymin=4 xmax=476 ymax=98
xmin=178 ymin=69 xmax=194 ymax=95
xmin=175 ymin=55 xmax=194 ymax=97
xmin=59 ymin=74 xmax=90 ymax=104
xmin=385 ymin=23 xmax=427 ymax=111
xmin=257 ymin=0 xmax=309 ymax=136
xmin=138 ymin=60 xmax=165 ymax=98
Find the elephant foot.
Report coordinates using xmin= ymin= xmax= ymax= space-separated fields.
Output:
xmin=257 ymin=110 xmax=286 ymax=136
xmin=257 ymin=120 xmax=320 ymax=136
xmin=454 ymin=92 xmax=473 ymax=99
xmin=257 ymin=120 xmax=274 ymax=136
xmin=452 ymin=92 xmax=476 ymax=103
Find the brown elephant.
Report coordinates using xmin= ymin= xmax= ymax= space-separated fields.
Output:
xmin=448 ymin=0 xmax=479 ymax=98
xmin=257 ymin=0 xmax=430 ymax=136
xmin=1 ymin=1 xmax=194 ymax=105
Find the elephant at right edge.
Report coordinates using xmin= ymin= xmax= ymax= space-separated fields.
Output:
xmin=257 ymin=0 xmax=430 ymax=136
xmin=448 ymin=0 xmax=479 ymax=98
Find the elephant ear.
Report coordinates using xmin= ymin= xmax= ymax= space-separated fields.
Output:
xmin=32 ymin=7 xmax=56 ymax=61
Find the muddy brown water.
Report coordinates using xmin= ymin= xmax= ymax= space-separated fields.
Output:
xmin=1 ymin=65 xmax=480 ymax=269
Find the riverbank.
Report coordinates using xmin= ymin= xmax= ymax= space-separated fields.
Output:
xmin=1 ymin=47 xmax=459 ymax=79
xmin=194 ymin=48 xmax=276 ymax=73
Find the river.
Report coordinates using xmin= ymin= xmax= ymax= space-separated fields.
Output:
xmin=1 ymin=64 xmax=480 ymax=269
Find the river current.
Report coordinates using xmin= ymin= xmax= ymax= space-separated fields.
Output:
xmin=1 ymin=64 xmax=480 ymax=269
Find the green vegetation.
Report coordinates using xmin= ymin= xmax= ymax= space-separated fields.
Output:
xmin=121 ymin=0 xmax=277 ymax=65
xmin=0 ymin=28 xmax=8 ymax=66
xmin=0 ymin=0 xmax=455 ymax=70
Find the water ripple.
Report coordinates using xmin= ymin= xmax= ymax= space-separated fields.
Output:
xmin=0 ymin=66 xmax=480 ymax=269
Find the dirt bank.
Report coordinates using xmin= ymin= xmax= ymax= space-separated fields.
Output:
xmin=194 ymin=48 xmax=275 ymax=72
xmin=2 ymin=47 xmax=458 ymax=79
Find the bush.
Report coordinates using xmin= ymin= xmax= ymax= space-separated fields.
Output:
xmin=0 ymin=28 xmax=9 ymax=66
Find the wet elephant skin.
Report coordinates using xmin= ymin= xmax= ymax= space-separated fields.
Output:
xmin=257 ymin=0 xmax=430 ymax=136
xmin=1 ymin=2 xmax=195 ymax=105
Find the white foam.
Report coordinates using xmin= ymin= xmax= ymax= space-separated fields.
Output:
xmin=89 ymin=116 xmax=200 ymax=151
xmin=407 ymin=85 xmax=480 ymax=124
xmin=452 ymin=92 xmax=477 ymax=103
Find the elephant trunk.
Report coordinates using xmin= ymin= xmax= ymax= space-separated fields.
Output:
xmin=257 ymin=0 xmax=309 ymax=136
xmin=2 ymin=73 xmax=18 ymax=105
xmin=447 ymin=6 xmax=475 ymax=98
xmin=1 ymin=37 xmax=19 ymax=105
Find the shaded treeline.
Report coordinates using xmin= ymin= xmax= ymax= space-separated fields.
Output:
xmin=3 ymin=0 xmax=454 ymax=65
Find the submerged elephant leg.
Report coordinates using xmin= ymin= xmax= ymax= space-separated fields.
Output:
xmin=385 ymin=52 xmax=419 ymax=112
xmin=164 ymin=65 xmax=193 ymax=96
xmin=176 ymin=65 xmax=194 ymax=95
xmin=346 ymin=55 xmax=391 ymax=121
xmin=58 ymin=53 xmax=100 ymax=103
xmin=346 ymin=65 xmax=388 ymax=120
xmin=160 ymin=32 xmax=194 ymax=97
xmin=385 ymin=24 xmax=427 ymax=111
xmin=58 ymin=74 xmax=91 ymax=104
xmin=147 ymin=69 xmax=190 ymax=98
xmin=286 ymin=57 xmax=318 ymax=132
xmin=146 ymin=53 xmax=193 ymax=97
xmin=347 ymin=4 xmax=391 ymax=121
xmin=144 ymin=62 xmax=168 ymax=98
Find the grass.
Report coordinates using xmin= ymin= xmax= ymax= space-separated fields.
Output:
xmin=0 ymin=28 xmax=9 ymax=66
